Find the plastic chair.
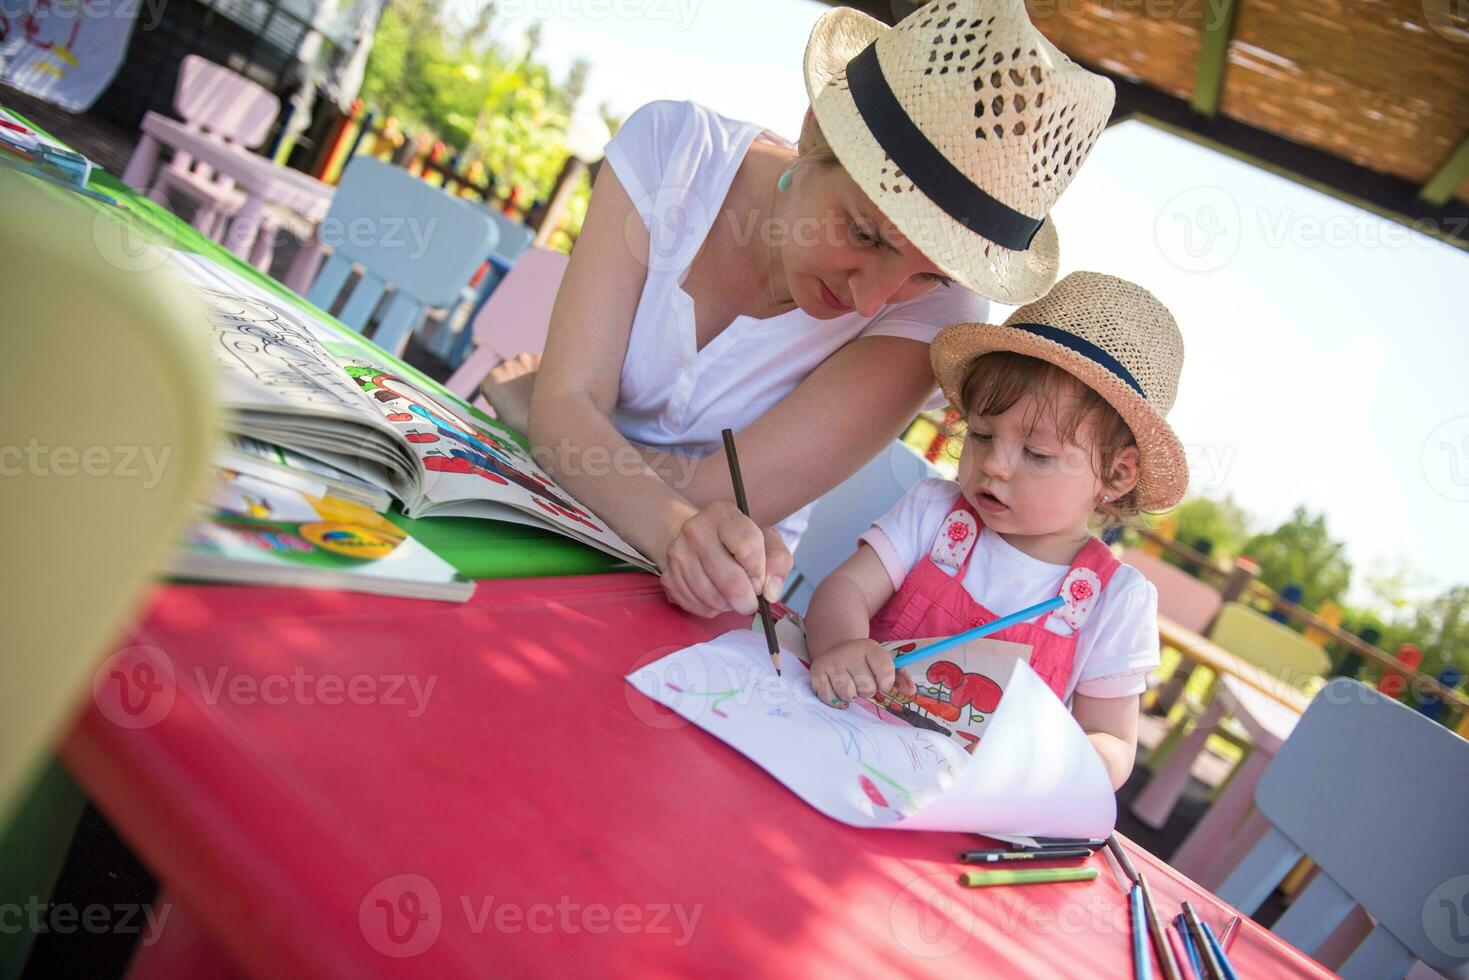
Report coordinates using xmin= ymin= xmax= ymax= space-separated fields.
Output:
xmin=146 ymin=55 xmax=281 ymax=240
xmin=302 ymin=157 xmax=498 ymax=356
xmin=0 ymin=177 xmax=219 ymax=978
xmin=780 ymin=442 xmax=943 ymax=614
xmin=1121 ymin=549 xmax=1223 ymax=634
xmin=1132 ymin=602 xmax=1331 ymax=828
xmin=1208 ymin=603 xmax=1331 ymax=684
xmin=438 ymin=211 xmax=539 ymax=366
xmin=444 ymin=247 xmax=570 ymax=408
xmin=1216 ymin=679 xmax=1469 ymax=979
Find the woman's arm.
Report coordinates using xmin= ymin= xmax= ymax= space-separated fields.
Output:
xmin=529 ymin=164 xmax=789 ymax=617
xmin=1071 ymin=693 xmax=1141 ymax=789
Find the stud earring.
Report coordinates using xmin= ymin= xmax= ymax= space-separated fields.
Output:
xmin=777 ymin=167 xmax=793 ymax=192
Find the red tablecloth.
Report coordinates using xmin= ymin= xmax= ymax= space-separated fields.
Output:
xmin=65 ymin=574 xmax=1334 ymax=979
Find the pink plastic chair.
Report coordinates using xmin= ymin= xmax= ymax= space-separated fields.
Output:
xmin=1121 ymin=548 xmax=1223 ymax=635
xmin=147 ymin=55 xmax=281 ymax=240
xmin=445 ymin=247 xmax=570 ymax=412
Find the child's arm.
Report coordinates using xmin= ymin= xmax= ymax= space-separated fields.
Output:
xmin=1071 ymin=693 xmax=1141 ymax=790
xmin=805 ymin=545 xmax=914 ymax=707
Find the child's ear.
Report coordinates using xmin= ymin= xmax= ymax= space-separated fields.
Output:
xmin=1107 ymin=446 xmax=1141 ymax=497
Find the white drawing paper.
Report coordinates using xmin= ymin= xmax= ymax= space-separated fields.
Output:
xmin=625 ymin=629 xmax=1116 ymax=837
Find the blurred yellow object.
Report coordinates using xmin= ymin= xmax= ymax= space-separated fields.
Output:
xmin=0 ymin=175 xmax=218 ymax=823
xmin=1140 ymin=515 xmax=1177 ymax=557
xmin=1302 ymin=599 xmax=1343 ymax=648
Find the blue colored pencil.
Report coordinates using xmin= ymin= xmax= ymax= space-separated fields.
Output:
xmin=1130 ymin=884 xmax=1154 ymax=980
xmin=1176 ymin=914 xmax=1204 ymax=979
xmin=892 ymin=595 xmax=1066 ymax=668
xmin=1199 ymin=921 xmax=1239 ymax=980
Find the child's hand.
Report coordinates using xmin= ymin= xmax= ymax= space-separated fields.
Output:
xmin=810 ymin=639 xmax=916 ymax=708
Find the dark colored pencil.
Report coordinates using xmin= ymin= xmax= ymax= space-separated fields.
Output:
xmin=1181 ymin=902 xmax=1226 ymax=980
xmin=1106 ymin=834 xmax=1141 ymax=885
xmin=1137 ymin=873 xmax=1184 ymax=980
xmin=720 ymin=429 xmax=780 ymax=676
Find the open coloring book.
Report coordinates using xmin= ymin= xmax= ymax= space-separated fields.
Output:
xmin=625 ymin=627 xmax=1117 ymax=837
xmin=165 ymin=250 xmax=653 ymax=571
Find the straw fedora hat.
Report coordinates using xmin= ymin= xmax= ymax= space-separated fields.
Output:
xmin=931 ymin=272 xmax=1189 ymax=511
xmin=804 ymin=0 xmax=1115 ymax=304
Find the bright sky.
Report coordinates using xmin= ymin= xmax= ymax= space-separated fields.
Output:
xmin=484 ymin=0 xmax=1469 ymax=606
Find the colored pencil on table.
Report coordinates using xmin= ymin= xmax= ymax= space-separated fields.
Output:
xmin=1106 ymin=834 xmax=1142 ymax=885
xmin=720 ymin=428 xmax=780 ymax=676
xmin=1130 ymin=884 xmax=1154 ymax=980
xmin=958 ymin=867 xmax=1098 ymax=887
xmin=1136 ymin=874 xmax=1184 ymax=980
xmin=892 ymin=595 xmax=1065 ymax=668
xmin=958 ymin=847 xmax=1093 ymax=863
xmin=1176 ymin=914 xmax=1204 ymax=980
xmin=1182 ymin=903 xmax=1226 ymax=980
xmin=1199 ymin=920 xmax=1240 ymax=980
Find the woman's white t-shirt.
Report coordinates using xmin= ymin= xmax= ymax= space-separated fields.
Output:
xmin=859 ymin=477 xmax=1162 ymax=703
xmin=601 ymin=100 xmax=992 ymax=548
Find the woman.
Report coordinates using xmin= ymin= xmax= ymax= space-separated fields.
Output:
xmin=485 ymin=0 xmax=1115 ymax=619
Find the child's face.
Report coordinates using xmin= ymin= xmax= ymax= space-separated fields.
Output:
xmin=955 ymin=385 xmax=1136 ymax=541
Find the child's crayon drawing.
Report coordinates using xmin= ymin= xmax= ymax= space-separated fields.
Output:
xmin=627 ymin=629 xmax=1117 ymax=836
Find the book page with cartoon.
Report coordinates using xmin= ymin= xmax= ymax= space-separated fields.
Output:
xmin=626 ymin=629 xmax=1116 ymax=838
xmin=161 ymin=249 xmax=653 ymax=570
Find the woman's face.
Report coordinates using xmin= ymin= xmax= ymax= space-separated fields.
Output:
xmin=778 ymin=162 xmax=956 ymax=320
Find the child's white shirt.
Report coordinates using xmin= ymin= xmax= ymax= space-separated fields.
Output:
xmin=859 ymin=477 xmax=1161 ymax=702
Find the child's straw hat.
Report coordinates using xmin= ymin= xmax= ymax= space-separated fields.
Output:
xmin=804 ymin=0 xmax=1115 ymax=304
xmin=931 ymin=272 xmax=1189 ymax=511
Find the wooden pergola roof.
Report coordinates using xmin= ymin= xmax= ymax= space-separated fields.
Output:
xmin=828 ymin=0 xmax=1469 ymax=249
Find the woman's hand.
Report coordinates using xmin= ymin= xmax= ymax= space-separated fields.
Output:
xmin=660 ymin=501 xmax=792 ymax=618
xmin=809 ymin=639 xmax=915 ymax=708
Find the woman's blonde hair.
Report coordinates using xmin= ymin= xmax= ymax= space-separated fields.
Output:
xmin=957 ymin=352 xmax=1143 ymax=530
xmin=796 ymin=110 xmax=841 ymax=172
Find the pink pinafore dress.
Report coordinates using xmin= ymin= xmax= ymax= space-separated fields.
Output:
xmin=869 ymin=494 xmax=1121 ymax=703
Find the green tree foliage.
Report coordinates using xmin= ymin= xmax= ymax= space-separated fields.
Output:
xmin=359 ymin=0 xmax=591 ymax=214
xmin=1241 ymin=506 xmax=1352 ymax=612
xmin=1155 ymin=494 xmax=1250 ymax=569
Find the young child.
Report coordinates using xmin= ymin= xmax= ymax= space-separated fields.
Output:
xmin=804 ymin=272 xmax=1188 ymax=789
